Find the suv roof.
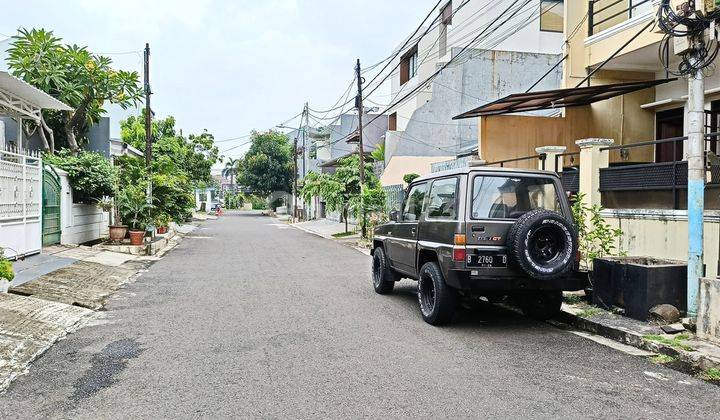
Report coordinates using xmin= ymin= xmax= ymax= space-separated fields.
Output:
xmin=412 ymin=165 xmax=560 ymax=184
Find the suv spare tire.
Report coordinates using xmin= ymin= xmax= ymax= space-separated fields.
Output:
xmin=506 ymin=209 xmax=577 ymax=280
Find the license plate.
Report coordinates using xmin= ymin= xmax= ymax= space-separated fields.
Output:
xmin=467 ymin=253 xmax=507 ymax=268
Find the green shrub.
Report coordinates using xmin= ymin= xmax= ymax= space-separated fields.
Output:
xmin=0 ymin=248 xmax=15 ymax=281
xmin=44 ymin=150 xmax=117 ymax=204
xmin=249 ymin=195 xmax=267 ymax=210
xmin=571 ymin=193 xmax=624 ymax=270
xmin=403 ymin=173 xmax=420 ymax=184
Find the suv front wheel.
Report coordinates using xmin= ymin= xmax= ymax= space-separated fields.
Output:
xmin=418 ymin=262 xmax=458 ymax=325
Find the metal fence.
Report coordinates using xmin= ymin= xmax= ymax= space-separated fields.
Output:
xmin=431 ymin=156 xmax=473 ymax=173
xmin=383 ymin=184 xmax=405 ymax=213
xmin=0 ymin=147 xmax=43 ymax=258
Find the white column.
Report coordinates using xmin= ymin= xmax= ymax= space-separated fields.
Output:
xmin=576 ymin=138 xmax=614 ymax=207
xmin=535 ymin=146 xmax=567 ymax=173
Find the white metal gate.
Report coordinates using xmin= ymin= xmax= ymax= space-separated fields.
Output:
xmin=0 ymin=147 xmax=42 ymax=259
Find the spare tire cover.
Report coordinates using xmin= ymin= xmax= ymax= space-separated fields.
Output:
xmin=507 ymin=209 xmax=577 ymax=280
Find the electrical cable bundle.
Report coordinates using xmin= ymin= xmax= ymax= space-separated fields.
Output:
xmin=658 ymin=0 xmax=720 ymax=76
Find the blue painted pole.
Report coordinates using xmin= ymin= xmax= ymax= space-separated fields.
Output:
xmin=687 ymin=64 xmax=705 ymax=317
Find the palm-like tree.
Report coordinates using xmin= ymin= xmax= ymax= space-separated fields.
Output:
xmin=222 ymin=158 xmax=240 ymax=191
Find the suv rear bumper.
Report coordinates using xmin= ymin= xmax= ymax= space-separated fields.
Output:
xmin=445 ymin=269 xmax=587 ymax=292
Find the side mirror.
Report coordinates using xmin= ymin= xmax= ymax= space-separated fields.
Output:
xmin=390 ymin=210 xmax=399 ymax=222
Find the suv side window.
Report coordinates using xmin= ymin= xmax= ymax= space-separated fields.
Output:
xmin=427 ymin=177 xmax=458 ymax=220
xmin=402 ymin=183 xmax=427 ymax=222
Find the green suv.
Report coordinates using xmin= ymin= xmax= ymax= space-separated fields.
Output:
xmin=371 ymin=166 xmax=584 ymax=325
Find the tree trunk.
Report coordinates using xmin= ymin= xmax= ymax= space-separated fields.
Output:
xmin=343 ymin=206 xmax=348 ymax=233
xmin=65 ymin=94 xmax=93 ymax=152
xmin=64 ymin=115 xmax=80 ymax=152
xmin=40 ymin=115 xmax=55 ymax=153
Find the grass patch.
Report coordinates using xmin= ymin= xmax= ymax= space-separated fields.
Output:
xmin=702 ymin=367 xmax=720 ymax=381
xmin=332 ymin=231 xmax=356 ymax=238
xmin=650 ymin=354 xmax=676 ymax=364
xmin=643 ymin=334 xmax=695 ymax=352
xmin=563 ymin=294 xmax=583 ymax=305
xmin=577 ymin=306 xmax=602 ymax=318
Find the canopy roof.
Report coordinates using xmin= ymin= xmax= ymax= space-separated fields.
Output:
xmin=453 ymin=78 xmax=677 ymax=119
xmin=0 ymin=71 xmax=72 ymax=121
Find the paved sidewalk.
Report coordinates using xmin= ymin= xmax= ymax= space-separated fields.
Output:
xmin=10 ymin=261 xmax=141 ymax=310
xmin=293 ymin=218 xmax=358 ymax=238
xmin=0 ymin=294 xmax=94 ymax=391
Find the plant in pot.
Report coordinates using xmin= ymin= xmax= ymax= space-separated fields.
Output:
xmin=0 ymin=248 xmax=15 ymax=293
xmin=97 ymin=196 xmax=127 ymax=243
xmin=571 ymin=193 xmax=624 ymax=303
xmin=155 ymin=213 xmax=171 ymax=234
xmin=118 ymin=187 xmax=152 ymax=246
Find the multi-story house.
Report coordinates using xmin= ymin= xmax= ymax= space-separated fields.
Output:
xmin=380 ymin=0 xmax=565 ymax=185
xmin=450 ymin=0 xmax=720 ymax=279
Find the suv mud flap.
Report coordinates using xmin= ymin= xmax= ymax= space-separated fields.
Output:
xmin=445 ymin=270 xmax=587 ymax=292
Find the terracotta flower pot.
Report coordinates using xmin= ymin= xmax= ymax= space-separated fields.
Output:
xmin=109 ymin=225 xmax=128 ymax=243
xmin=157 ymin=226 xmax=168 ymax=234
xmin=129 ymin=230 xmax=145 ymax=246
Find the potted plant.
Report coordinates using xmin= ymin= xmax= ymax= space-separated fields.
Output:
xmin=97 ymin=196 xmax=127 ymax=243
xmin=571 ymin=193 xmax=624 ymax=302
xmin=155 ymin=213 xmax=171 ymax=234
xmin=117 ymin=187 xmax=152 ymax=246
xmin=0 ymin=248 xmax=15 ymax=293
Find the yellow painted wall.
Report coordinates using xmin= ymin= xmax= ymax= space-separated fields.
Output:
xmin=380 ymin=156 xmax=453 ymax=186
xmin=477 ymin=70 xmax=657 ymax=165
xmin=605 ymin=214 xmax=720 ymax=278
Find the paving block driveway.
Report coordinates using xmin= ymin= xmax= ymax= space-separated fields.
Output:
xmin=2 ymin=212 xmax=720 ymax=418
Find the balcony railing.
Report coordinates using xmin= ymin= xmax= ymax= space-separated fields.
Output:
xmin=588 ymin=0 xmax=652 ymax=36
xmin=598 ymin=133 xmax=720 ymax=209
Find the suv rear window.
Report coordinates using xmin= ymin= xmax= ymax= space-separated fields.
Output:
xmin=471 ymin=176 xmax=560 ymax=219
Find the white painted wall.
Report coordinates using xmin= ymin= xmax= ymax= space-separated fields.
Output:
xmin=386 ymin=0 xmax=563 ymax=124
xmin=55 ymin=168 xmax=108 ymax=245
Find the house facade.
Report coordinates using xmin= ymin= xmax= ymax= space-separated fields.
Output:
xmin=381 ymin=0 xmax=565 ymax=184
xmin=450 ymin=0 xmax=720 ymax=279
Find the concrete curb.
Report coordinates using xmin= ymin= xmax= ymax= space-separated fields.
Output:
xmin=289 ymin=223 xmax=371 ymax=256
xmin=558 ymin=305 xmax=720 ymax=379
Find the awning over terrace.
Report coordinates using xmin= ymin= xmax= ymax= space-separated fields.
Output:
xmin=453 ymin=78 xmax=677 ymax=119
xmin=0 ymin=71 xmax=72 ymax=121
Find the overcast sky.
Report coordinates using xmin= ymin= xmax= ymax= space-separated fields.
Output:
xmin=1 ymin=0 xmax=430 ymax=159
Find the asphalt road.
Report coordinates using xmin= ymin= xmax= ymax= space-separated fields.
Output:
xmin=3 ymin=212 xmax=720 ymax=418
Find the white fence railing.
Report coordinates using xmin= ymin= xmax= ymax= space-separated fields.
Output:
xmin=0 ymin=147 xmax=42 ymax=258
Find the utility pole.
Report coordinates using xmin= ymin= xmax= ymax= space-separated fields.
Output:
xmin=303 ymin=102 xmax=308 ymax=179
xmin=355 ymin=59 xmax=366 ymax=238
xmin=292 ymin=134 xmax=299 ymax=223
xmin=144 ymin=43 xmax=153 ymax=237
xmin=657 ymin=1 xmax=718 ymax=316
xmin=687 ymin=44 xmax=705 ymax=317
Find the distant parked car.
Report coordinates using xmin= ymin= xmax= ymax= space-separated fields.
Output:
xmin=371 ymin=165 xmax=584 ymax=325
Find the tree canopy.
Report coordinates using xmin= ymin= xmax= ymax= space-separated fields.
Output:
xmin=300 ymin=154 xmax=384 ymax=233
xmin=115 ymin=113 xmax=219 ymax=223
xmin=239 ymin=131 xmax=294 ymax=197
xmin=6 ymin=28 xmax=143 ymax=152
xmin=120 ymin=113 xmax=219 ymax=188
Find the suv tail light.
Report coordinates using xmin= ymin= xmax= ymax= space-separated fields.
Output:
xmin=453 ymin=234 xmax=466 ymax=262
xmin=453 ymin=247 xmax=466 ymax=262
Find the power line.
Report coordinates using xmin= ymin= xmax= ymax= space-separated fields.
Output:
xmin=372 ymin=0 xmax=529 ymax=124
